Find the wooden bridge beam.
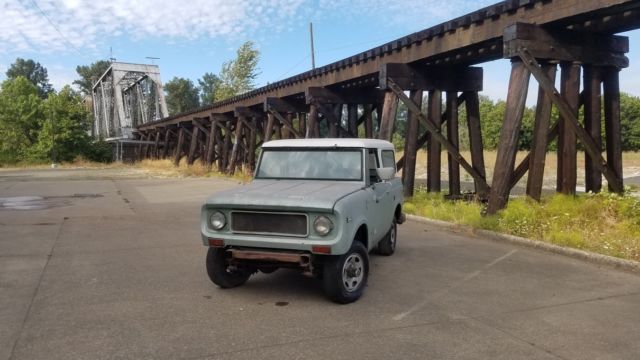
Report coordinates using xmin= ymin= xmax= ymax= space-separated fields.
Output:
xmin=387 ymin=79 xmax=490 ymax=196
xmin=264 ymin=112 xmax=275 ymax=142
xmin=583 ymin=65 xmax=603 ymax=193
xmin=161 ymin=128 xmax=171 ymax=159
xmin=446 ymin=91 xmax=461 ymax=197
xmin=205 ymin=118 xmax=218 ymax=168
xmin=248 ymin=117 xmax=257 ymax=171
xmin=521 ymin=49 xmax=624 ymax=193
xmin=173 ymin=127 xmax=185 ymax=166
xmin=328 ymin=104 xmax=341 ymax=137
xmin=426 ymin=90 xmax=442 ymax=193
xmin=363 ymin=104 xmax=373 ymax=138
xmin=347 ymin=104 xmax=358 ymax=137
xmin=484 ymin=23 xmax=629 ymax=212
xmin=263 ymin=97 xmax=307 ymax=113
xmin=486 ymin=60 xmax=531 ymax=215
xmin=557 ymin=62 xmax=581 ymax=195
xmin=379 ymin=63 xmax=483 ymax=92
xmin=267 ymin=108 xmax=303 ymax=138
xmin=137 ymin=132 xmax=146 ymax=161
xmin=395 ymin=93 xmax=466 ymax=172
xmin=153 ymin=131 xmax=161 ymax=159
xmin=378 ymin=91 xmax=398 ymax=141
xmin=503 ymin=22 xmax=629 ymax=68
xmin=603 ymin=66 xmax=624 ymax=192
xmin=402 ymin=90 xmax=423 ymax=197
xmin=305 ymin=87 xmax=382 ymax=105
xmin=464 ymin=91 xmax=487 ymax=198
xmin=314 ymin=102 xmax=350 ymax=138
xmin=228 ymin=117 xmax=244 ymax=174
xmin=306 ymin=104 xmax=319 ymax=138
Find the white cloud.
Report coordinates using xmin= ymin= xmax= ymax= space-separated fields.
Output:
xmin=0 ymin=0 xmax=493 ymax=55
xmin=0 ymin=0 xmax=305 ymax=54
xmin=47 ymin=64 xmax=77 ymax=91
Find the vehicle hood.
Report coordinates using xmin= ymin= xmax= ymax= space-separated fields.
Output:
xmin=204 ymin=180 xmax=364 ymax=212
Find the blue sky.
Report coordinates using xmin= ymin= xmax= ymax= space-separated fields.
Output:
xmin=0 ymin=0 xmax=638 ymax=104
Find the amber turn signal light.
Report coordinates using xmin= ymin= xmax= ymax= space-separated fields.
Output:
xmin=311 ymin=246 xmax=331 ymax=254
xmin=208 ymin=238 xmax=225 ymax=247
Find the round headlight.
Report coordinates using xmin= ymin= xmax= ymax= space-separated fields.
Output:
xmin=314 ymin=216 xmax=333 ymax=236
xmin=209 ymin=211 xmax=226 ymax=230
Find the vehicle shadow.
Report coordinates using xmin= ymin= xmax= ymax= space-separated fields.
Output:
xmin=239 ymin=269 xmax=327 ymax=300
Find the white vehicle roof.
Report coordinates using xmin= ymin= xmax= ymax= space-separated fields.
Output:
xmin=262 ymin=138 xmax=395 ymax=150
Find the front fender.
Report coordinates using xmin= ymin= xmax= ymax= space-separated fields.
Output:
xmin=331 ymin=189 xmax=369 ymax=255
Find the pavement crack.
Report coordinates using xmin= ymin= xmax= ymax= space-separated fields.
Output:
xmin=393 ymin=249 xmax=518 ymax=321
xmin=501 ymin=290 xmax=640 ymax=316
xmin=111 ymin=179 xmax=136 ymax=214
xmin=8 ymin=217 xmax=67 ymax=360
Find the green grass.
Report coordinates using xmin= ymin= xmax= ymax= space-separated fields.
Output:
xmin=405 ymin=189 xmax=640 ymax=262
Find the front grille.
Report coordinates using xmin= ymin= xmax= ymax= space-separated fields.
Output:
xmin=231 ymin=211 xmax=308 ymax=237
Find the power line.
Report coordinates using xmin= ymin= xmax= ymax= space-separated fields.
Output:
xmin=276 ymin=54 xmax=310 ymax=79
xmin=28 ymin=0 xmax=89 ymax=59
xmin=268 ymin=32 xmax=407 ymax=85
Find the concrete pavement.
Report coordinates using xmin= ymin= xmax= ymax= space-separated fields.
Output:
xmin=1 ymin=168 xmax=639 ymax=360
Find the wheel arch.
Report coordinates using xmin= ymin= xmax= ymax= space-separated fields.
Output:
xmin=353 ymin=223 xmax=368 ymax=250
xmin=395 ymin=204 xmax=402 ymax=221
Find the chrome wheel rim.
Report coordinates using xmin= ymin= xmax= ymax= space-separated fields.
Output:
xmin=342 ymin=253 xmax=364 ymax=292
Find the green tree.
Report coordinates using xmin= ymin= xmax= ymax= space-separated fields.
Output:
xmin=74 ymin=60 xmax=111 ymax=95
xmin=620 ymin=92 xmax=640 ymax=151
xmin=0 ymin=77 xmax=43 ymax=163
xmin=478 ymin=96 xmax=505 ymax=150
xmin=164 ymin=77 xmax=200 ymax=115
xmin=6 ymin=58 xmax=53 ymax=98
xmin=31 ymin=86 xmax=92 ymax=162
xmin=214 ymin=41 xmax=260 ymax=101
xmin=198 ymin=72 xmax=222 ymax=105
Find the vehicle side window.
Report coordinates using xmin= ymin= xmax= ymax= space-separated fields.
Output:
xmin=367 ymin=149 xmax=381 ymax=184
xmin=381 ymin=150 xmax=396 ymax=171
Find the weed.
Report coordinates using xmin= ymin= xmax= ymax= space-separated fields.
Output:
xmin=405 ymin=189 xmax=640 ymax=262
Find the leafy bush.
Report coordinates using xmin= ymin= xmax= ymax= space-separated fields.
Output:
xmin=83 ymin=140 xmax=113 ymax=163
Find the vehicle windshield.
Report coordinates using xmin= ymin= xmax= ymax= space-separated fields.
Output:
xmin=256 ymin=149 xmax=363 ymax=181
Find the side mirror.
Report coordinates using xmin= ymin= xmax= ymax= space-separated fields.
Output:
xmin=376 ymin=167 xmax=395 ymax=181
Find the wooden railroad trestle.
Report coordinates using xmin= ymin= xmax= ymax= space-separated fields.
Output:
xmin=134 ymin=0 xmax=639 ymax=213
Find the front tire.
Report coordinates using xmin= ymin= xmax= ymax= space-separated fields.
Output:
xmin=323 ymin=241 xmax=369 ymax=304
xmin=377 ymin=220 xmax=397 ymax=256
xmin=206 ymin=247 xmax=251 ymax=288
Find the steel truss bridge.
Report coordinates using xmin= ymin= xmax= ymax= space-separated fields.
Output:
xmin=134 ymin=0 xmax=640 ymax=213
xmin=92 ymin=62 xmax=168 ymax=141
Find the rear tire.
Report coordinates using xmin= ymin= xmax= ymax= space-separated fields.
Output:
xmin=323 ymin=241 xmax=369 ymax=304
xmin=206 ymin=247 xmax=251 ymax=288
xmin=377 ymin=220 xmax=397 ymax=256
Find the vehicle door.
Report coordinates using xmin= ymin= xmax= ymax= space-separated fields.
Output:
xmin=378 ymin=148 xmax=399 ymax=227
xmin=364 ymin=148 xmax=389 ymax=242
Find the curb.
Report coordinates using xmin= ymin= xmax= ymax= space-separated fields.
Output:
xmin=406 ymin=214 xmax=640 ymax=274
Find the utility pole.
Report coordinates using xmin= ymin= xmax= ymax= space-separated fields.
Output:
xmin=309 ymin=22 xmax=316 ymax=70
xmin=146 ymin=56 xmax=160 ymax=64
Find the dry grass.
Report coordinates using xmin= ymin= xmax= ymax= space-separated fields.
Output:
xmin=405 ymin=190 xmax=640 ymax=262
xmin=134 ymin=158 xmax=253 ymax=182
xmin=399 ymin=150 xmax=640 ymax=189
xmin=401 ymin=150 xmax=640 ymax=262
